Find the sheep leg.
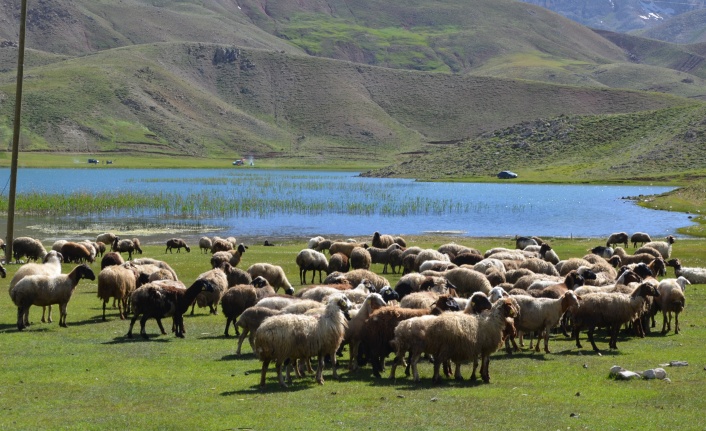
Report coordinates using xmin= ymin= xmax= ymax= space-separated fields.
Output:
xmin=259 ymin=359 xmax=270 ymax=388
xmin=140 ymin=315 xmax=151 ymax=339
xmin=572 ymin=326 xmax=583 ymax=349
xmin=675 ymin=312 xmax=680 ymax=334
xmin=127 ymin=314 xmax=140 ymax=338
xmin=190 ymin=302 xmax=196 ymax=316
xmin=16 ymin=306 xmax=26 ymax=331
xmin=59 ymin=303 xmax=68 ymax=328
xmin=542 ymin=328 xmax=551 ymax=354
xmin=410 ymin=352 xmax=423 ymax=382
xmin=587 ymin=326 xmax=600 ymax=351
xmin=480 ymin=355 xmax=491 ymax=383
xmin=454 ymin=362 xmax=463 ymax=381
xmin=155 ymin=317 xmax=167 ymax=335
xmin=174 ymin=316 xmax=185 ymax=338
xmin=102 ymin=300 xmax=109 ymax=321
xmin=330 ymin=351 xmax=339 ymax=380
xmin=310 ymin=270 xmax=316 ymax=284
xmin=315 ymin=355 xmax=325 ymax=385
xmin=236 ymin=328 xmax=249 ymax=356
xmin=662 ymin=311 xmax=671 ymax=334
xmin=348 ymin=341 xmax=360 ymax=371
xmin=431 ymin=357 xmax=442 ymax=384
xmin=209 ymin=304 xmax=217 ymax=315
xmin=42 ymin=305 xmax=53 ymax=323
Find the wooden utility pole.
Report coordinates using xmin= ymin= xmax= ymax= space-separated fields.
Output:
xmin=6 ymin=0 xmax=29 ymax=263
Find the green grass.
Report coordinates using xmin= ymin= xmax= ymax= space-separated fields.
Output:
xmin=1 ymin=237 xmax=705 ymax=430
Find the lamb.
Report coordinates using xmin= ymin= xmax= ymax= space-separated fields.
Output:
xmin=327 ymin=252 xmax=350 ymax=274
xmin=247 ymin=263 xmax=295 ymax=294
xmin=96 ymin=233 xmax=117 ymax=246
xmin=295 ymin=249 xmax=329 ymax=284
xmin=190 ymin=268 xmax=229 ymax=315
xmin=127 ymin=278 xmax=214 ymax=339
xmin=12 ymin=237 xmax=48 ymax=263
xmin=328 ymin=241 xmax=367 ymax=257
xmin=9 ymin=250 xmax=64 ymax=324
xmin=60 ymin=242 xmax=95 ymax=264
xmin=165 ymin=238 xmax=190 ymax=253
xmin=10 ymin=264 xmax=96 ymax=330
xmin=365 ymin=243 xmax=403 ymax=274
xmin=198 ymin=236 xmax=213 ymax=253
xmin=221 ymin=276 xmax=274 ymax=336
xmin=571 ymin=282 xmax=660 ymax=351
xmin=112 ymin=238 xmax=138 ymax=260
xmin=349 ymin=247 xmax=372 ymax=271
xmin=234 ymin=306 xmax=283 ymax=355
xmin=630 ymin=232 xmax=652 ymax=248
xmin=221 ymin=262 xmax=253 ymax=287
xmin=506 ymin=291 xmax=581 ymax=353
xmin=255 ymin=294 xmax=352 ymax=388
xmin=443 ymin=267 xmax=492 ymax=297
xmin=606 ymin=232 xmax=629 ymax=248
xmin=97 ymin=263 xmax=145 ymax=321
xmin=642 ymin=235 xmax=675 ymax=259
xmin=101 ymin=251 xmax=125 ymax=269
xmin=424 ymin=297 xmax=519 ymax=383
xmin=666 ymin=258 xmax=706 ymax=284
xmin=656 ymin=277 xmax=690 ymax=334
xmin=324 ymin=269 xmax=389 ymax=291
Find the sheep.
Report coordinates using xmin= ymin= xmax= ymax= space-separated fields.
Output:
xmin=10 ymin=264 xmax=96 ymax=330
xmin=438 ymin=243 xmax=477 ymax=259
xmin=127 ymin=279 xmax=215 ymax=339
xmin=655 ymin=277 xmax=689 ymax=335
xmin=349 ymin=247 xmax=372 ymax=271
xmin=12 ymin=237 xmax=47 ymax=263
xmin=229 ymin=244 xmax=248 ymax=268
xmin=399 ymin=291 xmax=443 ymax=309
xmin=379 ymin=286 xmax=400 ymax=305
xmin=9 ymin=250 xmax=63 ymax=324
xmin=343 ymin=292 xmax=389 ymax=370
xmin=112 ymin=238 xmax=138 ymax=260
xmin=131 ymin=258 xmax=179 ymax=281
xmin=198 ymin=237 xmax=213 ymax=253
xmin=79 ymin=240 xmax=98 ymax=262
xmin=451 ymin=251 xmax=484 ymax=266
xmin=589 ymin=245 xmax=614 ymax=258
xmin=93 ymin=241 xmax=106 ymax=257
xmin=221 ymin=262 xmax=252 ymax=287
xmin=365 ymin=243 xmax=403 ymax=274
xmin=234 ymin=306 xmax=283 ymax=355
xmin=519 ymin=258 xmax=560 ymax=276
xmin=255 ymin=294 xmax=352 ymax=388
xmin=190 ymin=268 xmax=229 ymax=315
xmin=606 ymin=232 xmax=628 ymax=248
xmin=96 ymin=233 xmax=117 ymax=246
xmin=307 ymin=236 xmax=326 ymax=249
xmin=211 ymin=237 xmax=233 ymax=253
xmin=666 ymin=258 xmax=706 ymax=284
xmin=443 ymin=267 xmax=492 ymax=297
xmin=247 ymin=263 xmax=295 ymax=294
xmin=630 ymin=232 xmax=652 ymax=248
xmin=642 ymin=235 xmax=675 ymax=259
xmin=221 ymin=276 xmax=274 ymax=336
xmin=313 ymin=239 xmax=333 ymax=253
xmin=326 ymin=252 xmax=350 ymax=275
xmin=515 ymin=236 xmax=538 ymax=249
xmin=52 ymin=240 xmax=68 ymax=253
xmin=419 ymin=259 xmax=457 ymax=273
xmin=97 ymin=263 xmax=145 ymax=321
xmin=297 ymin=284 xmax=353 ymax=302
xmin=530 ymin=270 xmax=585 ymax=299
xmin=506 ymin=291 xmax=581 ymax=353
xmin=165 ymin=238 xmax=190 ymax=253
xmin=413 ymin=249 xmax=450 ymax=272
xmin=571 ymin=282 xmax=660 ymax=351
xmin=328 ymin=241 xmax=367 ymax=257
xmin=210 ymin=251 xmax=232 ymax=269
xmin=485 ymin=267 xmax=506 ymax=287
xmin=424 ymin=297 xmax=519 ymax=383
xmin=394 ymin=274 xmax=453 ymax=299
xmin=101 ymin=251 xmax=125 ymax=269
xmin=612 ymin=247 xmax=657 ymax=266
xmin=324 ymin=269 xmax=389 ymax=292
xmin=633 ymin=246 xmax=662 ymax=259
xmin=372 ymin=232 xmax=395 ymax=248
xmin=539 ymin=244 xmax=560 ymax=265
xmin=294 ymin=249 xmax=329 ymax=285
xmin=60 ymin=242 xmax=94 ymax=264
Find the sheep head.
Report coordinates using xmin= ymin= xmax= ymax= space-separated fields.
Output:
xmin=251 ymin=276 xmax=269 ymax=288
xmin=633 ymin=282 xmax=660 ymax=299
xmin=497 ymin=297 xmax=519 ymax=319
xmin=469 ymin=292 xmax=492 ymax=314
xmin=379 ymin=286 xmax=399 ymax=303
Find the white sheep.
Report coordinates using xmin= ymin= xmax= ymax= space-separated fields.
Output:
xmin=443 ymin=267 xmax=492 ymax=297
xmin=234 ymin=306 xmax=283 ymax=355
xmin=190 ymin=268 xmax=229 ymax=315
xmin=247 ymin=263 xmax=295 ymax=294
xmin=10 ymin=264 xmax=96 ymax=330
xmin=96 ymin=232 xmax=117 ymax=246
xmin=413 ymin=249 xmax=450 ymax=272
xmin=667 ymin=258 xmax=706 ymax=285
xmin=198 ymin=236 xmax=213 ymax=253
xmin=307 ymin=236 xmax=326 ymax=249
xmin=656 ymin=277 xmax=690 ymax=334
xmin=9 ymin=250 xmax=64 ymax=324
xmin=296 ymin=249 xmax=329 ymax=284
xmin=255 ymin=293 xmax=352 ymax=388
xmin=324 ymin=269 xmax=389 ymax=292
xmin=642 ymin=235 xmax=675 ymax=259
xmin=12 ymin=236 xmax=48 ymax=263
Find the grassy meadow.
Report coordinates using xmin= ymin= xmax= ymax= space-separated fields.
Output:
xmin=1 ymin=237 xmax=705 ymax=430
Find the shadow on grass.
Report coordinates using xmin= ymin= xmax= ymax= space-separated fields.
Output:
xmin=102 ymin=334 xmax=173 ymax=344
xmin=221 ymin=378 xmax=321 ymax=395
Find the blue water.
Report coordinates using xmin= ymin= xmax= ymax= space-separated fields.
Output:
xmin=0 ymin=168 xmax=693 ymax=239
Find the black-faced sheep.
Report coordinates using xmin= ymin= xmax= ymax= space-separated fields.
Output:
xmin=666 ymin=258 xmax=706 ymax=284
xmin=127 ymin=278 xmax=214 ymax=339
xmin=11 ymin=264 xmax=96 ymax=330
xmin=255 ymin=294 xmax=352 ymax=388
xmin=247 ymin=263 xmax=295 ymax=294
xmin=606 ymin=232 xmax=629 ymax=248
xmin=229 ymin=243 xmax=248 ymax=268
xmin=221 ymin=276 xmax=273 ymax=336
xmin=571 ymin=282 xmax=660 ymax=351
xmin=165 ymin=238 xmax=190 ymax=253
xmin=12 ymin=237 xmax=48 ymax=263
xmin=296 ymin=249 xmax=329 ymax=284
xmin=372 ymin=232 xmax=395 ymax=248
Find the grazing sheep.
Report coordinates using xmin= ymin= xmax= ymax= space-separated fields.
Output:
xmin=97 ymin=263 xmax=145 ymax=321
xmin=324 ymin=269 xmax=389 ymax=292
xmin=329 ymin=241 xmax=367 ymax=258
xmin=642 ymin=236 xmax=675 ymax=259
xmin=307 ymin=236 xmax=326 ymax=249
xmin=211 ymin=237 xmax=233 ymax=253
xmin=571 ymin=282 xmax=660 ymax=351
xmin=349 ymin=247 xmax=372 ymax=271
xmin=12 ymin=237 xmax=48 ymax=263
xmin=101 ymin=251 xmax=125 ymax=269
xmin=365 ymin=243 xmax=403 ymax=274
xmin=666 ymin=258 xmax=706 ymax=284
xmin=656 ymin=277 xmax=690 ymax=334
xmin=165 ymin=238 xmax=190 ymax=253
xmin=234 ymin=306 xmax=283 ymax=355
xmin=612 ymin=247 xmax=657 ymax=265
xmin=515 ymin=236 xmax=538 ymax=249
xmin=11 ymin=264 xmax=96 ymax=330
xmin=112 ymin=238 xmax=138 ymax=260
xmin=132 ymin=238 xmax=143 ymax=254
xmin=52 ymin=240 xmax=68 ymax=253
xmin=127 ymin=279 xmax=214 ymax=339
xmin=443 ymin=267 xmax=492 ymax=297
xmin=313 ymin=239 xmax=333 ymax=253
xmin=93 ymin=241 xmax=106 ymax=257
xmin=221 ymin=276 xmax=274 ymax=336
xmin=220 ymin=262 xmax=252 ymax=287
xmin=79 ymin=240 xmax=98 ymax=262
xmin=371 ymin=232 xmax=395 ymax=248
xmin=507 ymin=291 xmax=581 ymax=353
xmin=199 ymin=237 xmax=213 ymax=253
xmin=419 ymin=259 xmax=457 ymax=273
xmin=413 ymin=249 xmax=450 ymax=272
xmin=9 ymin=250 xmax=63 ymax=324
xmin=606 ymin=232 xmax=629 ymax=248
xmin=96 ymin=233 xmax=117 ymax=246
xmin=630 ymin=232 xmax=652 ymax=248
xmin=247 ymin=263 xmax=295 ymax=295
xmin=131 ymin=258 xmax=179 ymax=281
xmin=255 ymin=294 xmax=352 ymax=388
xmin=327 ymin=252 xmax=350 ymax=275
xmin=295 ymin=249 xmax=329 ymax=285
xmin=60 ymin=242 xmax=95 ymax=264
xmin=190 ymin=268 xmax=229 ymax=315
xmin=425 ymin=297 xmax=519 ymax=383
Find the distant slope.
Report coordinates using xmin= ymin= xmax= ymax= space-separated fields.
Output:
xmin=633 ymin=9 xmax=706 ymax=44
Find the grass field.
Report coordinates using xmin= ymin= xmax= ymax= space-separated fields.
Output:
xmin=1 ymin=237 xmax=704 ymax=430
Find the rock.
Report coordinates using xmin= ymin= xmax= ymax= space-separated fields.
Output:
xmin=609 ymin=365 xmax=626 ymax=377
xmin=669 ymin=360 xmax=688 ymax=367
xmin=616 ymin=371 xmax=641 ymax=380
xmin=642 ymin=368 xmax=667 ymax=380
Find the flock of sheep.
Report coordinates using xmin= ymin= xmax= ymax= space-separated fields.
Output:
xmin=3 ymin=230 xmax=706 ymax=389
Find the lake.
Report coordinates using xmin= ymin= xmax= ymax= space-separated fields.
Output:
xmin=0 ymin=168 xmax=693 ymax=243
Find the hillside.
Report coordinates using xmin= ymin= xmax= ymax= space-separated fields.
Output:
xmin=633 ymin=9 xmax=706 ymax=44
xmin=0 ymin=0 xmax=705 ymax=174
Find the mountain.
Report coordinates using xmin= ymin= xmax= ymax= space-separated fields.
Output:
xmin=632 ymin=9 xmax=706 ymax=44
xmin=0 ymin=0 xmax=704 ymax=177
xmin=519 ymin=0 xmax=706 ymax=33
